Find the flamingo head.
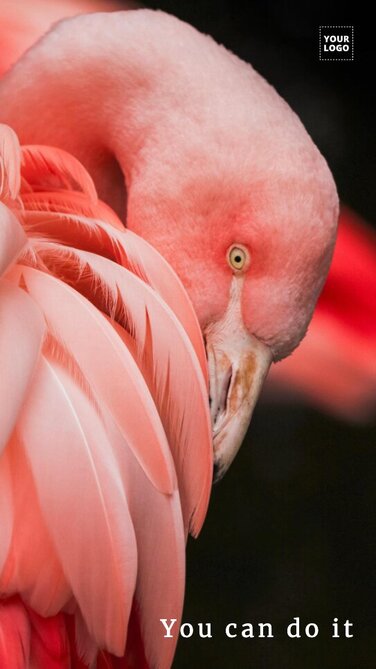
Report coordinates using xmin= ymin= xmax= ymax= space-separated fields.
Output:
xmin=121 ymin=14 xmax=339 ymax=480
xmin=128 ymin=135 xmax=337 ymax=476
xmin=129 ymin=163 xmax=337 ymax=479
xmin=122 ymin=15 xmax=338 ymax=480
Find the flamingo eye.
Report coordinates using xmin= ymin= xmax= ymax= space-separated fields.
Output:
xmin=227 ymin=244 xmax=250 ymax=272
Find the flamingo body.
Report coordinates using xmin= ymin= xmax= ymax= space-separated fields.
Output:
xmin=0 ymin=125 xmax=211 ymax=668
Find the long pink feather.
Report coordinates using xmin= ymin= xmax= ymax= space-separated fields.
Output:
xmin=21 ymin=191 xmax=120 ymax=226
xmin=0 ymin=123 xmax=20 ymax=202
xmin=28 ymin=608 xmax=71 ymax=669
xmin=21 ymin=145 xmax=98 ymax=203
xmin=0 ymin=124 xmax=26 ymax=275
xmin=0 ymin=206 xmax=26 ymax=277
xmin=0 ymin=598 xmax=31 ymax=669
xmin=0 ymin=435 xmax=71 ymax=617
xmin=0 ymin=451 xmax=13 ymax=575
xmin=111 ymin=420 xmax=185 ymax=669
xmin=19 ymin=355 xmax=138 ymax=655
xmin=0 ymin=280 xmax=45 ymax=455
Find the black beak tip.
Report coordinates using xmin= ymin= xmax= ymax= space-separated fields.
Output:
xmin=213 ymin=461 xmax=225 ymax=484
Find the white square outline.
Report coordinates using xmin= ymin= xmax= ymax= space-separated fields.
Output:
xmin=319 ymin=25 xmax=354 ymax=61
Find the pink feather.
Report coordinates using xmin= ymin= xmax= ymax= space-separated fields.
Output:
xmin=0 ymin=206 xmax=27 ymax=277
xmin=21 ymin=145 xmax=98 ymax=203
xmin=0 ymin=434 xmax=71 ymax=617
xmin=0 ymin=598 xmax=31 ymax=668
xmin=28 ymin=608 xmax=71 ymax=669
xmin=0 ymin=123 xmax=21 ymax=202
xmin=0 ymin=280 xmax=45 ymax=455
xmin=19 ymin=355 xmax=137 ymax=655
xmin=111 ymin=420 xmax=185 ymax=669
xmin=0 ymin=451 xmax=13 ymax=576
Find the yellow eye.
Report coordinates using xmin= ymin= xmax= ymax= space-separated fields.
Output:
xmin=227 ymin=244 xmax=250 ymax=272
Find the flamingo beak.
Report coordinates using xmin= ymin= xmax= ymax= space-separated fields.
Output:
xmin=205 ymin=301 xmax=272 ymax=481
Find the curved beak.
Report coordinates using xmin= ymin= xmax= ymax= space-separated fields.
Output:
xmin=205 ymin=283 xmax=272 ymax=481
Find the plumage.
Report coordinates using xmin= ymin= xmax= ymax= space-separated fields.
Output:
xmin=19 ymin=355 xmax=137 ymax=654
xmin=0 ymin=450 xmax=13 ymax=576
xmin=0 ymin=597 xmax=31 ymax=668
xmin=0 ymin=121 xmax=209 ymax=668
xmin=0 ymin=123 xmax=20 ymax=201
xmin=0 ymin=206 xmax=26 ymax=275
xmin=25 ymin=241 xmax=211 ymax=531
xmin=21 ymin=145 xmax=98 ymax=203
xmin=0 ymin=281 xmax=45 ymax=455
xmin=1 ymin=434 xmax=70 ymax=617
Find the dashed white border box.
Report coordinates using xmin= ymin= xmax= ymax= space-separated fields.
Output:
xmin=319 ymin=26 xmax=354 ymax=61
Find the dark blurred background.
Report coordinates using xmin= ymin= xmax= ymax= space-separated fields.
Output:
xmin=135 ymin=2 xmax=376 ymax=668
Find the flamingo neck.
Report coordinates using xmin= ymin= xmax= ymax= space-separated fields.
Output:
xmin=0 ymin=10 xmax=193 ymax=219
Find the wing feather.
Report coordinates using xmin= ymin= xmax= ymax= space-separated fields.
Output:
xmin=0 ymin=598 xmax=31 ymax=669
xmin=0 ymin=435 xmax=71 ymax=618
xmin=109 ymin=421 xmax=185 ymax=669
xmin=0 ymin=205 xmax=26 ymax=277
xmin=21 ymin=145 xmax=97 ymax=203
xmin=19 ymin=355 xmax=138 ymax=654
xmin=0 ymin=451 xmax=13 ymax=575
xmin=0 ymin=280 xmax=45 ymax=455
xmin=0 ymin=123 xmax=21 ymax=202
xmin=21 ymin=191 xmax=125 ymax=229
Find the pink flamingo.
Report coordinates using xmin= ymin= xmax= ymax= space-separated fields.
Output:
xmin=0 ymin=9 xmax=337 ymax=669
xmin=1 ymin=0 xmax=374 ymax=423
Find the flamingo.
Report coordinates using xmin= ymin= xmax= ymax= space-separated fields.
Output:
xmin=1 ymin=0 xmax=374 ymax=424
xmin=0 ymin=9 xmax=338 ymax=669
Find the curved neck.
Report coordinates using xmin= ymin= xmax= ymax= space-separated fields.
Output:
xmin=0 ymin=9 xmax=257 ymax=229
xmin=0 ymin=10 xmax=191 ymax=217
